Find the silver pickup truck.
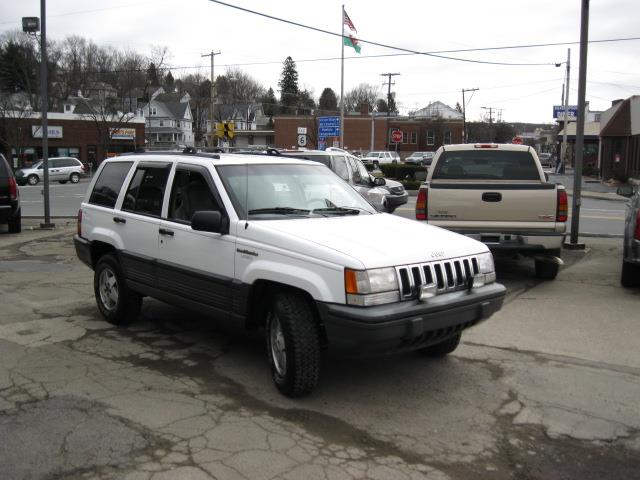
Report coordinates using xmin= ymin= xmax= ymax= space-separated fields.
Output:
xmin=415 ymin=143 xmax=567 ymax=279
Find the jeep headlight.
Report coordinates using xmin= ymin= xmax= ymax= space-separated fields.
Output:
xmin=473 ymin=252 xmax=497 ymax=287
xmin=345 ymin=267 xmax=399 ymax=306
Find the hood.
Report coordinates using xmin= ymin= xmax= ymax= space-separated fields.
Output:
xmin=261 ymin=213 xmax=488 ymax=269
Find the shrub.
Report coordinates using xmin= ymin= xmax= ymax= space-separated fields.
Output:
xmin=379 ymin=164 xmax=426 ymax=180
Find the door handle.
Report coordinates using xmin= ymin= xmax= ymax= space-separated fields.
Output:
xmin=159 ymin=228 xmax=174 ymax=236
xmin=113 ymin=217 xmax=126 ymax=224
xmin=482 ymin=192 xmax=502 ymax=202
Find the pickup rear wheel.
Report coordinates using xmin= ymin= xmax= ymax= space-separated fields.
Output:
xmin=621 ymin=260 xmax=640 ymax=288
xmin=94 ymin=253 xmax=141 ymax=325
xmin=266 ymin=292 xmax=321 ymax=397
xmin=419 ymin=333 xmax=461 ymax=357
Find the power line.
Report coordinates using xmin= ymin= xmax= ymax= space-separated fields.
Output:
xmin=205 ymin=0 xmax=558 ymax=66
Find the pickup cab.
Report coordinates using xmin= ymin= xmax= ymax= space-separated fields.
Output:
xmin=415 ymin=144 xmax=567 ymax=279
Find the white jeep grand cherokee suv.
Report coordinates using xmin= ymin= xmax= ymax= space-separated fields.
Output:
xmin=74 ymin=151 xmax=505 ymax=397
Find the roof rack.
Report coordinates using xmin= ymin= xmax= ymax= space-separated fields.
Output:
xmin=120 ymin=147 xmax=220 ymax=159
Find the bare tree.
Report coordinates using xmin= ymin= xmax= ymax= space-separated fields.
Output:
xmin=216 ymin=67 xmax=265 ymax=106
xmin=0 ymin=93 xmax=35 ymax=167
xmin=342 ymin=83 xmax=380 ymax=112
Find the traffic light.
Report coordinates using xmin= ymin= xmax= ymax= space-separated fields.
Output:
xmin=225 ymin=121 xmax=235 ymax=139
xmin=215 ymin=122 xmax=225 ymax=139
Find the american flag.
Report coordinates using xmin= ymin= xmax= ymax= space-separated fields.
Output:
xmin=344 ymin=10 xmax=357 ymax=33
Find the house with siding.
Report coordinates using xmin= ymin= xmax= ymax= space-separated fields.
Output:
xmin=141 ymin=88 xmax=194 ymax=147
xmin=599 ymin=96 xmax=640 ymax=180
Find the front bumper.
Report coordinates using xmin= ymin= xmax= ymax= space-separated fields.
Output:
xmin=317 ymin=282 xmax=505 ymax=354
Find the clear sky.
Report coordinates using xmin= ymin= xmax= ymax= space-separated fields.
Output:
xmin=1 ymin=0 xmax=639 ymax=123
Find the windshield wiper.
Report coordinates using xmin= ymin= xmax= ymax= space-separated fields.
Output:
xmin=312 ymin=207 xmax=362 ymax=215
xmin=248 ymin=207 xmax=310 ymax=215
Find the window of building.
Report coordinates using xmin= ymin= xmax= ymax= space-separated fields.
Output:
xmin=426 ymin=130 xmax=435 ymax=146
xmin=402 ymin=132 xmax=408 ymax=144
xmin=150 ymin=107 xmax=157 ymax=115
xmin=64 ymin=104 xmax=71 ymax=112
xmin=159 ymin=120 xmax=164 ymax=127
xmin=410 ymin=132 xmax=417 ymax=144
xmin=444 ymin=130 xmax=452 ymax=144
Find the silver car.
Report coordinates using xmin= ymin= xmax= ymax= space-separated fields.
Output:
xmin=405 ymin=151 xmax=435 ymax=166
xmin=617 ymin=183 xmax=640 ymax=287
xmin=16 ymin=157 xmax=85 ymax=186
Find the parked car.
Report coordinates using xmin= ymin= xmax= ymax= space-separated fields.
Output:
xmin=280 ymin=148 xmax=408 ymax=213
xmin=361 ymin=150 xmax=400 ymax=166
xmin=0 ymin=153 xmax=21 ymax=233
xmin=617 ymin=183 xmax=640 ymax=287
xmin=538 ymin=153 xmax=554 ymax=168
xmin=75 ymin=150 xmax=505 ymax=396
xmin=15 ymin=156 xmax=85 ymax=185
xmin=415 ymin=144 xmax=567 ymax=280
xmin=405 ymin=152 xmax=435 ymax=166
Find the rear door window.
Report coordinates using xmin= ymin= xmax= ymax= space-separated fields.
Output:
xmin=122 ymin=164 xmax=171 ymax=217
xmin=89 ymin=162 xmax=133 ymax=208
xmin=332 ymin=155 xmax=350 ymax=181
xmin=432 ymin=150 xmax=540 ymax=180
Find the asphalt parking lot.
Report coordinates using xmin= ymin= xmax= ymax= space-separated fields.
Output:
xmin=1 ymin=220 xmax=639 ymax=480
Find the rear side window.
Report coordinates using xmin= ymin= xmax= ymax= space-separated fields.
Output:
xmin=432 ymin=150 xmax=540 ymax=181
xmin=89 ymin=162 xmax=133 ymax=208
xmin=122 ymin=164 xmax=171 ymax=216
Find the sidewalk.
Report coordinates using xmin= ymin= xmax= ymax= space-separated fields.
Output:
xmin=547 ymin=168 xmax=627 ymax=202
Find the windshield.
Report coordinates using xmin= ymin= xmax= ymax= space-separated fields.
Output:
xmin=432 ymin=150 xmax=540 ymax=181
xmin=29 ymin=161 xmax=43 ymax=169
xmin=217 ymin=163 xmax=377 ymax=219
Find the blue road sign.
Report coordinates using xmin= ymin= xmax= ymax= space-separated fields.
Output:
xmin=553 ymin=105 xmax=578 ymax=119
xmin=318 ymin=116 xmax=340 ymax=139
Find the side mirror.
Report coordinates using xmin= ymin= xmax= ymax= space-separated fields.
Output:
xmin=544 ymin=172 xmax=549 ymax=182
xmin=191 ymin=210 xmax=224 ymax=233
xmin=617 ymin=185 xmax=634 ymax=198
xmin=373 ymin=176 xmax=386 ymax=186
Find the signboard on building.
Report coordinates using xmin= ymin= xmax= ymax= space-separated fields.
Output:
xmin=32 ymin=125 xmax=63 ymax=139
xmin=318 ymin=116 xmax=340 ymax=139
xmin=553 ymin=105 xmax=578 ymax=120
xmin=110 ymin=127 xmax=137 ymax=140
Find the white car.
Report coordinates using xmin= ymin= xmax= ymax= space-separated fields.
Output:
xmin=405 ymin=151 xmax=435 ymax=166
xmin=361 ymin=150 xmax=400 ymax=166
xmin=74 ymin=151 xmax=505 ymax=397
xmin=16 ymin=157 xmax=86 ymax=185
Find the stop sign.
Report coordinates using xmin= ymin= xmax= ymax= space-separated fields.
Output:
xmin=392 ymin=129 xmax=402 ymax=143
xmin=512 ymin=136 xmax=523 ymax=145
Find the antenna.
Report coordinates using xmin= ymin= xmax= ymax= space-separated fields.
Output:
xmin=244 ymin=162 xmax=249 ymax=229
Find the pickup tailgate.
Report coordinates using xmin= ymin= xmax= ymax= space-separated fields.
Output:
xmin=428 ymin=182 xmax=557 ymax=225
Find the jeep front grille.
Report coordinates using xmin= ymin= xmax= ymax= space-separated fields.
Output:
xmin=396 ymin=255 xmax=480 ymax=299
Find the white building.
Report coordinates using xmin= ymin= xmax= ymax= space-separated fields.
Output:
xmin=409 ymin=101 xmax=463 ymax=120
xmin=142 ymin=88 xmax=194 ymax=147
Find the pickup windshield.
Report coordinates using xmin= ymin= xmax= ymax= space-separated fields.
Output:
xmin=432 ymin=150 xmax=540 ymax=181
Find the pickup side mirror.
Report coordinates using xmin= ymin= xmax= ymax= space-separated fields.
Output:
xmin=191 ymin=210 xmax=225 ymax=233
xmin=373 ymin=176 xmax=386 ymax=186
xmin=617 ymin=185 xmax=634 ymax=197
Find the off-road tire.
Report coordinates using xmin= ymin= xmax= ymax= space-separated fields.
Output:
xmin=535 ymin=259 xmax=560 ymax=280
xmin=419 ymin=333 xmax=461 ymax=357
xmin=94 ymin=253 xmax=141 ymax=326
xmin=27 ymin=175 xmax=39 ymax=185
xmin=621 ymin=260 xmax=640 ymax=288
xmin=266 ymin=292 xmax=321 ymax=397
xmin=8 ymin=212 xmax=21 ymax=233
xmin=70 ymin=173 xmax=80 ymax=184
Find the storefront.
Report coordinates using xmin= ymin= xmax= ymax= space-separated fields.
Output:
xmin=0 ymin=112 xmax=145 ymax=170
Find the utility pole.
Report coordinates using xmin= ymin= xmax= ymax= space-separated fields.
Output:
xmin=461 ymin=87 xmax=478 ymax=143
xmin=481 ymin=106 xmax=495 ymax=142
xmin=561 ymin=48 xmax=571 ymax=174
xmin=381 ymin=73 xmax=399 ymax=151
xmin=201 ymin=50 xmax=221 ymax=148
xmin=566 ymin=0 xmax=589 ymax=250
xmin=40 ymin=0 xmax=53 ymax=228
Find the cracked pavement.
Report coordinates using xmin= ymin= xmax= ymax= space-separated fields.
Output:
xmin=0 ymin=221 xmax=639 ymax=479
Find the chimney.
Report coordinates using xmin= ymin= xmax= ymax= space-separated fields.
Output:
xmin=359 ymin=102 xmax=370 ymax=115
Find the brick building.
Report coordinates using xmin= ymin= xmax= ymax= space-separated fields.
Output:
xmin=0 ymin=111 xmax=145 ymax=169
xmin=274 ymin=113 xmax=463 ymax=157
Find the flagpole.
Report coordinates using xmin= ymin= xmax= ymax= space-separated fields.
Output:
xmin=340 ymin=4 xmax=345 ymax=149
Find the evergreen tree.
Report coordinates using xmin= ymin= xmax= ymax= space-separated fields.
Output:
xmin=278 ymin=56 xmax=298 ymax=113
xmin=298 ymin=89 xmax=316 ymax=115
xmin=146 ymin=62 xmax=160 ymax=86
xmin=318 ymin=87 xmax=338 ymax=111
xmin=375 ymin=98 xmax=388 ymax=113
xmin=164 ymin=71 xmax=175 ymax=92
xmin=261 ymin=87 xmax=277 ymax=117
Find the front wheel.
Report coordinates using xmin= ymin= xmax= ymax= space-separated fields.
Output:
xmin=94 ymin=253 xmax=141 ymax=325
xmin=8 ymin=212 xmax=21 ymax=233
xmin=27 ymin=175 xmax=39 ymax=186
xmin=266 ymin=292 xmax=321 ymax=397
xmin=419 ymin=333 xmax=461 ymax=357
xmin=70 ymin=173 xmax=80 ymax=183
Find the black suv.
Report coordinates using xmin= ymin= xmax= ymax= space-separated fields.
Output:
xmin=0 ymin=153 xmax=21 ymax=233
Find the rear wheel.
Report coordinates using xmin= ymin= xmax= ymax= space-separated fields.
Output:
xmin=70 ymin=172 xmax=80 ymax=183
xmin=8 ymin=212 xmax=21 ymax=233
xmin=59 ymin=180 xmax=67 ymax=184
xmin=94 ymin=253 xmax=141 ymax=325
xmin=27 ymin=175 xmax=39 ymax=185
xmin=266 ymin=292 xmax=321 ymax=397
xmin=419 ymin=333 xmax=461 ymax=357
xmin=535 ymin=249 xmax=561 ymax=280
xmin=621 ymin=260 xmax=640 ymax=288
